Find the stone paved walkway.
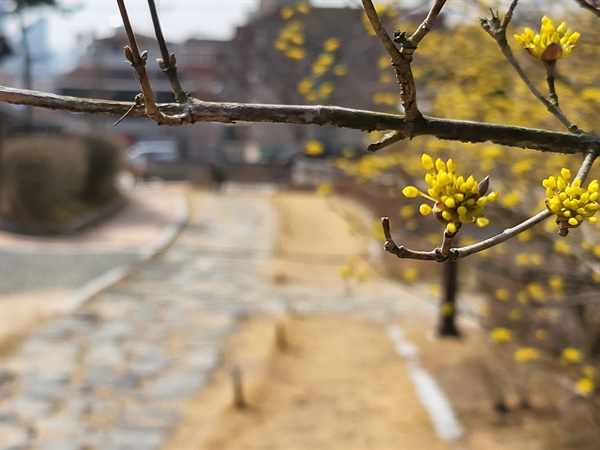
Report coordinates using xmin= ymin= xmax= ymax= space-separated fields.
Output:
xmin=0 ymin=189 xmax=434 ymax=450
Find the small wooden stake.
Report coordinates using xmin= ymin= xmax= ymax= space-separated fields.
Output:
xmin=231 ymin=365 xmax=246 ymax=408
xmin=275 ymin=322 xmax=287 ymax=351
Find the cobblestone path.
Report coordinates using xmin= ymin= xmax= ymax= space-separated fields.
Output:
xmin=0 ymin=190 xmax=431 ymax=450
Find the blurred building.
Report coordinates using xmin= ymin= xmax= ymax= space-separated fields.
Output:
xmin=50 ymin=2 xmax=443 ymax=166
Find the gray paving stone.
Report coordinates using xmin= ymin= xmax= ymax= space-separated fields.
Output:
xmin=105 ymin=427 xmax=166 ymax=450
xmin=188 ymin=346 xmax=220 ymax=371
xmin=0 ymin=422 xmax=31 ymax=450
xmin=86 ymin=341 xmax=126 ymax=368
xmin=143 ymin=371 xmax=206 ymax=401
xmin=120 ymin=406 xmax=181 ymax=428
xmin=11 ymin=397 xmax=55 ymax=419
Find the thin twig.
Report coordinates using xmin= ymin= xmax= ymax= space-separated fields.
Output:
xmin=147 ymin=0 xmax=188 ymax=102
xmin=367 ymin=131 xmax=403 ymax=152
xmin=500 ymin=0 xmax=519 ymax=30
xmin=408 ymin=0 xmax=448 ymax=47
xmin=572 ymin=0 xmax=600 ymax=17
xmin=1 ymin=86 xmax=597 ymax=155
xmin=116 ymin=0 xmax=189 ymax=125
xmin=480 ymin=8 xmax=579 ymax=133
xmin=361 ymin=0 xmax=422 ymax=122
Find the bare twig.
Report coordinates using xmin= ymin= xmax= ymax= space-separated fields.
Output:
xmin=572 ymin=0 xmax=600 ymax=16
xmin=1 ymin=86 xmax=597 ymax=155
xmin=367 ymin=131 xmax=403 ymax=152
xmin=361 ymin=0 xmax=422 ymax=122
xmin=409 ymin=0 xmax=448 ymax=47
xmin=480 ymin=8 xmax=579 ymax=133
xmin=116 ymin=0 xmax=191 ymax=125
xmin=147 ymin=0 xmax=188 ymax=102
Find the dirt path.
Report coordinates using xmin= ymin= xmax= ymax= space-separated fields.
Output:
xmin=164 ymin=191 xmax=451 ymax=449
xmin=198 ymin=316 xmax=448 ymax=449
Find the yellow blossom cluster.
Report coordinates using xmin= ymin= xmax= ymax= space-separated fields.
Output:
xmin=514 ymin=347 xmax=540 ymax=363
xmin=295 ymin=38 xmax=346 ymax=102
xmin=305 ymin=140 xmax=324 ymax=156
xmin=543 ymin=168 xmax=599 ymax=233
xmin=402 ymin=154 xmax=498 ymax=234
xmin=513 ymin=16 xmax=580 ymax=61
xmin=274 ymin=20 xmax=305 ymax=60
xmin=490 ymin=327 xmax=512 ymax=343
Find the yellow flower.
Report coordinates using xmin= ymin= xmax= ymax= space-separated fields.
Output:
xmin=305 ymin=140 xmax=324 ymax=156
xmin=515 ymin=347 xmax=540 ymax=362
xmin=441 ymin=303 xmax=454 ymax=317
xmin=280 ymin=6 xmax=294 ymax=20
xmin=297 ymin=78 xmax=313 ymax=95
xmin=561 ymin=347 xmax=583 ymax=364
xmin=402 ymin=268 xmax=419 ymax=283
xmin=575 ymin=377 xmax=595 ymax=397
xmin=286 ymin=47 xmax=305 ymax=60
xmin=338 ymin=264 xmax=352 ymax=279
xmin=543 ymin=169 xmax=599 ymax=235
xmin=495 ymin=288 xmax=510 ymax=301
xmin=316 ymin=183 xmax=332 ymax=197
xmin=323 ymin=37 xmax=340 ymax=52
xmin=402 ymin=154 xmax=497 ymax=232
xmin=490 ymin=327 xmax=512 ymax=343
xmin=513 ymin=16 xmax=580 ymax=61
xmin=535 ymin=329 xmax=548 ymax=341
xmin=333 ymin=64 xmax=347 ymax=77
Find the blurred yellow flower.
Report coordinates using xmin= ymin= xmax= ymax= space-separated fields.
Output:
xmin=333 ymin=64 xmax=348 ymax=76
xmin=514 ymin=347 xmax=540 ymax=362
xmin=305 ymin=140 xmax=325 ymax=156
xmin=490 ymin=327 xmax=512 ymax=343
xmin=561 ymin=347 xmax=583 ymax=364
xmin=402 ymin=268 xmax=419 ymax=283
xmin=535 ymin=329 xmax=548 ymax=341
xmin=575 ymin=377 xmax=595 ymax=397
xmin=280 ymin=6 xmax=294 ymax=19
xmin=495 ymin=288 xmax=510 ymax=301
xmin=514 ymin=16 xmax=580 ymax=61
xmin=323 ymin=37 xmax=340 ymax=52
xmin=508 ymin=309 xmax=523 ymax=321
xmin=316 ymin=183 xmax=332 ymax=197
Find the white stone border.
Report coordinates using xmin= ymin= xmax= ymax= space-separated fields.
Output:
xmin=386 ymin=324 xmax=465 ymax=443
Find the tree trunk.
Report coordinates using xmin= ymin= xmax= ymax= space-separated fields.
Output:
xmin=437 ymin=259 xmax=461 ymax=337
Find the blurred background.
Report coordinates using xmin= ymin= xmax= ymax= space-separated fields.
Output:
xmin=0 ymin=1 xmax=599 ymax=449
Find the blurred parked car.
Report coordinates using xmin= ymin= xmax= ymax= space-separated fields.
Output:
xmin=125 ymin=141 xmax=179 ymax=180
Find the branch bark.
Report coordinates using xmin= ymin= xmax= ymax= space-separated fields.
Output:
xmin=1 ymin=86 xmax=597 ymax=155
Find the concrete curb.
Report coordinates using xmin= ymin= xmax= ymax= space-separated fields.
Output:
xmin=386 ymin=324 xmax=465 ymax=443
xmin=62 ymin=193 xmax=190 ymax=314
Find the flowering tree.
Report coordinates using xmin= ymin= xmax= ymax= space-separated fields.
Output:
xmin=0 ymin=0 xmax=599 ymax=401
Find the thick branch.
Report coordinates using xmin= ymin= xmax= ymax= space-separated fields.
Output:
xmin=1 ymin=86 xmax=597 ymax=155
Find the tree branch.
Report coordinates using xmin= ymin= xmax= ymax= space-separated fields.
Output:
xmin=408 ymin=0 xmax=448 ymax=47
xmin=480 ymin=8 xmax=579 ymax=133
xmin=147 ymin=0 xmax=188 ymax=102
xmin=572 ymin=0 xmax=600 ymax=17
xmin=361 ymin=0 xmax=421 ymax=121
xmin=1 ymin=86 xmax=597 ymax=155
